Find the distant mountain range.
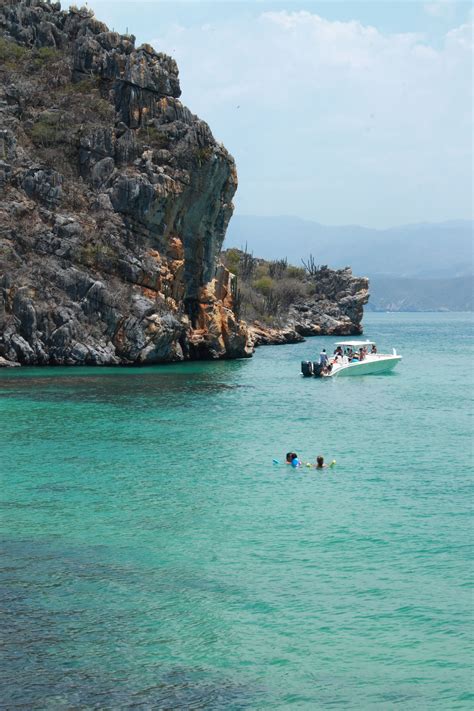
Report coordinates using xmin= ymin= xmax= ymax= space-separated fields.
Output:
xmin=367 ymin=276 xmax=473 ymax=312
xmin=225 ymin=216 xmax=473 ymax=311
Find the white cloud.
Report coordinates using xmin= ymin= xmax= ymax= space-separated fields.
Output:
xmin=150 ymin=10 xmax=473 ymax=226
xmin=445 ymin=20 xmax=474 ymax=49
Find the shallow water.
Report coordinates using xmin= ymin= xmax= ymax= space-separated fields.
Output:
xmin=1 ymin=313 xmax=473 ymax=709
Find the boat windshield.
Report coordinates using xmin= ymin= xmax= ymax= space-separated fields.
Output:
xmin=334 ymin=340 xmax=375 ymax=348
xmin=332 ymin=341 xmax=376 ymax=361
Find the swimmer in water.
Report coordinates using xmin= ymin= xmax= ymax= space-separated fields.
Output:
xmin=290 ymin=453 xmax=301 ymax=468
xmin=315 ymin=456 xmax=336 ymax=469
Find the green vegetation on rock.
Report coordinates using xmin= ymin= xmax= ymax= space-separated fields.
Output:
xmin=0 ymin=37 xmax=28 ymax=63
xmin=139 ymin=126 xmax=170 ymax=149
xmin=32 ymin=46 xmax=62 ymax=67
xmin=221 ymin=247 xmax=314 ymax=324
xmin=29 ymin=112 xmax=64 ymax=146
xmin=63 ymin=77 xmax=102 ymax=95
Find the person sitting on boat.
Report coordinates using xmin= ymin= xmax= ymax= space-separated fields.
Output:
xmin=322 ymin=357 xmax=334 ymax=374
xmin=371 ymin=344 xmax=377 ymax=354
xmin=334 ymin=346 xmax=343 ymax=357
xmin=350 ymin=351 xmax=359 ymax=362
xmin=319 ymin=349 xmax=328 ymax=368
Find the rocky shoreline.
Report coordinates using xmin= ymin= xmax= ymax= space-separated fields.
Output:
xmin=0 ymin=1 xmax=368 ymax=367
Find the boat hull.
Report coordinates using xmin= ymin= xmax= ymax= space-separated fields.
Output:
xmin=329 ymin=355 xmax=402 ymax=377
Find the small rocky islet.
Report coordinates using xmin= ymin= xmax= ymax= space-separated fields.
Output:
xmin=0 ymin=0 xmax=368 ymax=367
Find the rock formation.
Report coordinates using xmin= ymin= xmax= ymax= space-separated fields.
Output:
xmin=0 ymin=0 xmax=251 ymax=364
xmin=289 ymin=266 xmax=368 ymax=334
xmin=249 ymin=267 xmax=369 ymax=346
xmin=0 ymin=1 xmax=369 ymax=367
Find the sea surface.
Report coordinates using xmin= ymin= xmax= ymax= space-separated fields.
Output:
xmin=1 ymin=312 xmax=473 ymax=709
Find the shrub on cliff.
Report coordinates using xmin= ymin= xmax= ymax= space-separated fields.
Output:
xmin=194 ymin=146 xmax=213 ymax=165
xmin=253 ymin=275 xmax=274 ymax=296
xmin=63 ymin=77 xmax=101 ymax=95
xmin=287 ymin=265 xmax=306 ymax=280
xmin=29 ymin=113 xmax=64 ymax=146
xmin=273 ymin=278 xmax=308 ymax=308
xmin=268 ymin=258 xmax=288 ymax=279
xmin=221 ymin=248 xmax=312 ymax=325
xmin=223 ymin=248 xmax=241 ymax=276
xmin=32 ymin=46 xmax=62 ymax=68
xmin=0 ymin=37 xmax=28 ymax=63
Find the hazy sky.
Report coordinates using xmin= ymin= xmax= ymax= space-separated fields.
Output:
xmin=66 ymin=1 xmax=472 ymax=228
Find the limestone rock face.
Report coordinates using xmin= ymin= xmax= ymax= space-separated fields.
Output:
xmin=0 ymin=0 xmax=252 ymax=364
xmin=248 ymin=267 xmax=369 ymax=346
xmin=288 ymin=267 xmax=369 ymax=337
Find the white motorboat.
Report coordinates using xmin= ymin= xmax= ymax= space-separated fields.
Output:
xmin=326 ymin=340 xmax=402 ymax=377
xmin=301 ymin=340 xmax=402 ymax=378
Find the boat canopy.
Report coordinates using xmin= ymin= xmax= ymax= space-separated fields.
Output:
xmin=334 ymin=340 xmax=375 ymax=347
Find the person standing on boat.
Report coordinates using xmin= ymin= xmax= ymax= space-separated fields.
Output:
xmin=319 ymin=349 xmax=328 ymax=368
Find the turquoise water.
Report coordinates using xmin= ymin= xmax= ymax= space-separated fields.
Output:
xmin=1 ymin=312 xmax=473 ymax=709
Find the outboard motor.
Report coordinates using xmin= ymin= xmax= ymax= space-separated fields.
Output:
xmin=301 ymin=361 xmax=313 ymax=377
xmin=313 ymin=362 xmax=323 ymax=378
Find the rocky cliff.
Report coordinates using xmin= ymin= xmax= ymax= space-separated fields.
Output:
xmin=221 ymin=249 xmax=369 ymax=346
xmin=247 ymin=266 xmax=369 ymax=346
xmin=286 ymin=266 xmax=369 ymax=335
xmin=0 ymin=1 xmax=369 ymax=367
xmin=0 ymin=0 xmax=251 ymax=365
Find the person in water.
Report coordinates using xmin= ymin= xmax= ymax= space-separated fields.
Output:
xmin=290 ymin=453 xmax=301 ymax=468
xmin=315 ymin=456 xmax=336 ymax=469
